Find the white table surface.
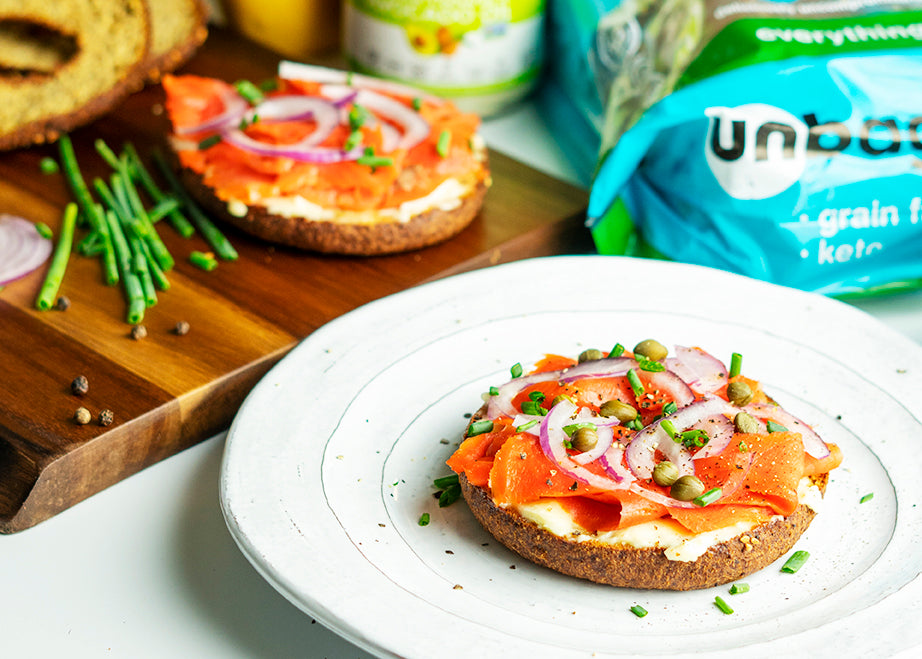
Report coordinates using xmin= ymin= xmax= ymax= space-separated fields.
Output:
xmin=2 ymin=93 xmax=920 ymax=659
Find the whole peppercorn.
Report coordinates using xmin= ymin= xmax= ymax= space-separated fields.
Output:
xmin=173 ymin=320 xmax=190 ymax=336
xmin=130 ymin=324 xmax=148 ymax=340
xmin=98 ymin=409 xmax=114 ymax=427
xmin=71 ymin=375 xmax=89 ymax=396
xmin=54 ymin=295 xmax=71 ymax=311
xmin=74 ymin=407 xmax=92 ymax=425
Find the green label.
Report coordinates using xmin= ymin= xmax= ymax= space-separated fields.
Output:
xmin=349 ymin=0 xmax=543 ymax=28
xmin=679 ymin=11 xmax=922 ymax=89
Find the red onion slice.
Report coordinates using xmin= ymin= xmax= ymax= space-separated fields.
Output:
xmin=665 ymin=346 xmax=728 ymax=395
xmin=221 ymin=130 xmax=363 ymax=164
xmin=175 ymin=89 xmax=249 ymax=135
xmin=321 ymin=85 xmax=430 ymax=150
xmin=279 ymin=60 xmax=440 ymax=102
xmin=744 ymin=401 xmax=830 ymax=458
xmin=486 ymin=369 xmax=563 ymax=419
xmin=0 ymin=214 xmax=52 ymax=285
xmin=599 ymin=442 xmax=633 ymax=483
xmin=557 ymin=357 xmax=636 ymax=383
xmin=539 ymin=401 xmax=629 ymax=492
xmin=625 ymin=397 xmax=736 ymax=479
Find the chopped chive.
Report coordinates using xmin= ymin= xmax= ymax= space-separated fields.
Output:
xmin=660 ymin=418 xmax=677 ymax=439
xmin=344 ymin=129 xmax=363 ymax=151
xmin=433 ymin=474 xmax=460 ymax=489
xmin=198 ymin=134 xmax=221 ymax=150
xmin=146 ymin=197 xmax=181 ymax=223
xmin=729 ymin=352 xmax=743 ymax=378
xmin=765 ymin=420 xmax=788 ymax=433
xmin=662 ymin=401 xmax=678 ymax=416
xmin=258 ymin=78 xmax=279 ymax=92
xmin=489 ymin=386 xmax=500 ymax=396
xmin=516 ymin=419 xmax=540 ymax=432
xmin=104 ymin=209 xmax=145 ymax=324
xmin=859 ymin=492 xmax=874 ymax=503
xmin=152 ymin=149 xmax=238 ymax=260
xmin=520 ymin=400 xmax=547 ymax=416
xmin=40 ymin=156 xmax=59 ymax=174
xmin=348 ymin=104 xmax=370 ymax=131
xmin=437 ymin=130 xmax=451 ymax=157
xmin=189 ymin=250 xmax=218 ymax=271
xmin=438 ymin=484 xmax=461 ymax=507
xmin=510 ymin=362 xmax=523 ymax=378
xmin=680 ymin=429 xmax=709 ymax=448
xmin=636 ymin=355 xmax=666 ymax=372
xmin=627 ymin=368 xmax=644 ymax=396
xmin=693 ymin=487 xmax=722 ymax=507
xmin=626 ymin=418 xmax=644 ymax=431
xmin=528 ymin=391 xmax=545 ymax=402
xmin=356 ymin=153 xmax=394 ymax=170
xmin=418 ymin=512 xmax=430 ymax=526
xmin=234 ymin=79 xmax=265 ymax=105
xmin=123 ymin=142 xmax=195 ymax=238
xmin=737 ymin=439 xmax=750 ymax=452
xmin=94 ymin=138 xmax=122 ymax=170
xmin=629 ymin=605 xmax=648 ymax=618
xmin=35 ymin=203 xmax=78 ymax=310
xmin=714 ymin=596 xmax=734 ymax=614
xmin=609 ymin=343 xmax=625 ymax=357
xmin=412 ymin=96 xmax=422 ymax=111
xmin=34 ymin=222 xmax=53 ymax=239
xmin=467 ymin=419 xmax=494 ymax=437
xmin=729 ymin=583 xmax=749 ymax=595
xmin=781 ymin=550 xmax=810 ymax=573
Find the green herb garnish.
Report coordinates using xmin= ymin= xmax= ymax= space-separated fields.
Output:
xmin=729 ymin=583 xmax=749 ymax=594
xmin=258 ymin=78 xmax=279 ymax=93
xmin=433 ymin=474 xmax=460 ymax=489
xmin=520 ymin=400 xmax=547 ymax=416
xmin=438 ymin=485 xmax=461 ymax=507
xmin=662 ymin=401 xmax=678 ymax=416
xmin=412 ymin=96 xmax=422 ymax=111
xmin=356 ymin=151 xmax=394 ymax=170
xmin=198 ymin=134 xmax=221 ymax=150
xmin=418 ymin=512 xmax=430 ymax=526
xmin=693 ymin=487 xmax=722 ymax=507
xmin=510 ymin=362 xmax=523 ymax=378
xmin=714 ymin=596 xmax=734 ymax=614
xmin=489 ymin=386 xmax=499 ymax=396
xmin=344 ymin=129 xmax=363 ymax=152
xmin=528 ymin=390 xmax=546 ymax=402
xmin=766 ymin=420 xmax=789 ymax=433
xmin=660 ymin=419 xmax=678 ymax=439
xmin=860 ymin=492 xmax=874 ymax=503
xmin=35 ymin=203 xmax=77 ymax=311
xmin=516 ymin=419 xmax=540 ymax=432
xmin=189 ymin=250 xmax=218 ymax=271
xmin=781 ymin=550 xmax=810 ymax=573
xmin=629 ymin=605 xmax=648 ymax=618
xmin=609 ymin=343 xmax=625 ymax=358
xmin=34 ymin=222 xmax=53 ymax=239
xmin=729 ymin=352 xmax=743 ymax=378
xmin=234 ymin=79 xmax=265 ymax=105
xmin=40 ymin=157 xmax=59 ymax=174
xmin=680 ymin=429 xmax=709 ymax=448
xmin=467 ymin=419 xmax=494 ymax=437
xmin=636 ymin=354 xmax=666 ymax=372
xmin=627 ymin=368 xmax=644 ymax=396
xmin=562 ymin=422 xmax=597 ymax=436
xmin=349 ymin=104 xmax=370 ymax=131
xmin=437 ymin=130 xmax=451 ymax=157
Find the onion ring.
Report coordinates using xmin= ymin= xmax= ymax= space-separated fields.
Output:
xmin=0 ymin=214 xmax=52 ymax=285
xmin=665 ymin=346 xmax=728 ymax=395
xmin=174 ymin=88 xmax=248 ymax=135
xmin=744 ymin=401 xmax=830 ymax=458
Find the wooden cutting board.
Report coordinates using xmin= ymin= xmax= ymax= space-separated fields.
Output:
xmin=0 ymin=30 xmax=590 ymax=533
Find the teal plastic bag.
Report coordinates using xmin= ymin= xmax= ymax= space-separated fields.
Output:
xmin=550 ymin=0 xmax=922 ymax=296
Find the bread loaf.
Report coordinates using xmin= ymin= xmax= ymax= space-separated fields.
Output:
xmin=0 ymin=0 xmax=207 ymax=150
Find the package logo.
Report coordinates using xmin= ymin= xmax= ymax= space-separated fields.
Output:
xmin=704 ymin=104 xmax=808 ymax=200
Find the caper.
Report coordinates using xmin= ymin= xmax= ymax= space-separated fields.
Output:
xmin=571 ymin=427 xmax=598 ymax=452
xmin=578 ymin=348 xmax=604 ymax=363
xmin=551 ymin=394 xmax=577 ymax=407
xmin=670 ymin=475 xmax=705 ymax=501
xmin=599 ymin=399 xmax=637 ymax=422
xmin=652 ymin=461 xmax=679 ymax=487
xmin=633 ymin=339 xmax=668 ymax=361
xmin=734 ymin=411 xmax=761 ymax=434
xmin=727 ymin=381 xmax=753 ymax=406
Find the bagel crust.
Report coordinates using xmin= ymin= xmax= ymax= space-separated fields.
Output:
xmin=179 ymin=165 xmax=489 ymax=255
xmin=459 ymin=472 xmax=826 ymax=591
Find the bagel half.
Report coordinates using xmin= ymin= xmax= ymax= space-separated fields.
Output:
xmin=460 ymin=472 xmax=826 ymax=591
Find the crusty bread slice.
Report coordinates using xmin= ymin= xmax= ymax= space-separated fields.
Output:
xmin=459 ymin=472 xmax=826 ymax=591
xmin=142 ymin=0 xmax=208 ymax=82
xmin=0 ymin=0 xmax=150 ymax=150
xmin=0 ymin=0 xmax=208 ymax=151
xmin=176 ymin=155 xmax=491 ymax=256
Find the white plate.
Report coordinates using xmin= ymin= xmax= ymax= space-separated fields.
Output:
xmin=220 ymin=256 xmax=922 ymax=658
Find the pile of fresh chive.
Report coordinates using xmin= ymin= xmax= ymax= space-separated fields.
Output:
xmin=35 ymin=134 xmax=237 ymax=324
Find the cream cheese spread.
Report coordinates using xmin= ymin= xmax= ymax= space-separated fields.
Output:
xmin=514 ymin=477 xmax=822 ymax=563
